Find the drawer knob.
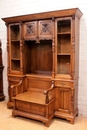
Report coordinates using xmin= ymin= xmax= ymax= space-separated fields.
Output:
xmin=38 ymin=78 xmax=40 ymax=80
xmin=61 ymin=83 xmax=65 ymax=86
xmin=13 ymin=78 xmax=16 ymax=80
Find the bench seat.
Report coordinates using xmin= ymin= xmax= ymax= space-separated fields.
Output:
xmin=13 ymin=91 xmax=46 ymax=104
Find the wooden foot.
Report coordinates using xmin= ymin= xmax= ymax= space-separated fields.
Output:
xmin=46 ymin=121 xmax=50 ymax=127
xmin=70 ymin=119 xmax=74 ymax=124
xmin=12 ymin=111 xmax=17 ymax=118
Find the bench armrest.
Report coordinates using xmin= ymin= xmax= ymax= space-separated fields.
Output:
xmin=44 ymin=81 xmax=54 ymax=103
xmin=11 ymin=79 xmax=23 ymax=98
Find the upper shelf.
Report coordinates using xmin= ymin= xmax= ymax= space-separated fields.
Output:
xmin=2 ymin=8 xmax=83 ymax=24
xmin=57 ymin=32 xmax=71 ymax=35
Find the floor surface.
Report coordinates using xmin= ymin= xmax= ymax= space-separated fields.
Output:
xmin=0 ymin=101 xmax=87 ymax=130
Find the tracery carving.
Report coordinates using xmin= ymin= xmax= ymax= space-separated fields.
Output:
xmin=26 ymin=24 xmax=34 ymax=34
xmin=41 ymin=23 xmax=51 ymax=34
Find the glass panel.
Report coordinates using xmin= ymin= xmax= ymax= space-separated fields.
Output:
xmin=57 ymin=19 xmax=71 ymax=74
xmin=11 ymin=60 xmax=20 ymax=71
xmin=11 ymin=41 xmax=20 ymax=59
xmin=10 ymin=25 xmax=20 ymax=40
xmin=57 ymin=34 xmax=71 ymax=54
xmin=57 ymin=20 xmax=71 ymax=33
xmin=57 ymin=55 xmax=70 ymax=74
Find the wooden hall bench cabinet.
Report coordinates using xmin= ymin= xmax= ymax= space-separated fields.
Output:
xmin=11 ymin=75 xmax=55 ymax=126
xmin=2 ymin=8 xmax=83 ymax=126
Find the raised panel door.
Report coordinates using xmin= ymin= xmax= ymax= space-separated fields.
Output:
xmin=24 ymin=21 xmax=37 ymax=40
xmin=38 ymin=20 xmax=53 ymax=40
xmin=57 ymin=87 xmax=71 ymax=113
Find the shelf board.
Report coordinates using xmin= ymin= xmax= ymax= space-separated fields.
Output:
xmin=11 ymin=58 xmax=20 ymax=60
xmin=11 ymin=70 xmax=20 ymax=72
xmin=57 ymin=53 xmax=70 ymax=55
xmin=26 ymin=73 xmax=52 ymax=78
xmin=57 ymin=32 xmax=71 ymax=35
xmin=11 ymin=40 xmax=20 ymax=42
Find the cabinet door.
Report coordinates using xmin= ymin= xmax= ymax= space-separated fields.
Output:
xmin=24 ymin=21 xmax=37 ymax=40
xmin=38 ymin=20 xmax=53 ymax=40
xmin=9 ymin=23 xmax=22 ymax=74
xmin=24 ymin=20 xmax=53 ymax=40
xmin=57 ymin=87 xmax=71 ymax=113
xmin=55 ymin=17 xmax=72 ymax=77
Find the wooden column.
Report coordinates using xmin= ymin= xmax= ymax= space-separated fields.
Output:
xmin=52 ymin=18 xmax=55 ymax=78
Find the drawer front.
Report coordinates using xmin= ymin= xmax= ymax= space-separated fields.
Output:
xmin=55 ymin=80 xmax=72 ymax=87
xmin=8 ymin=76 xmax=21 ymax=82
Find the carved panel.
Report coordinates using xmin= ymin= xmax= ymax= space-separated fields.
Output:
xmin=41 ymin=23 xmax=51 ymax=34
xmin=26 ymin=24 xmax=34 ymax=35
xmin=24 ymin=21 xmax=37 ymax=40
xmin=39 ymin=20 xmax=53 ymax=39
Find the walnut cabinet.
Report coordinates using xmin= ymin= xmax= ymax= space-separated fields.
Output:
xmin=2 ymin=8 xmax=83 ymax=126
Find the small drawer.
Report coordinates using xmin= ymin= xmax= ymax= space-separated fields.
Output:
xmin=8 ymin=76 xmax=21 ymax=81
xmin=55 ymin=80 xmax=71 ymax=87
